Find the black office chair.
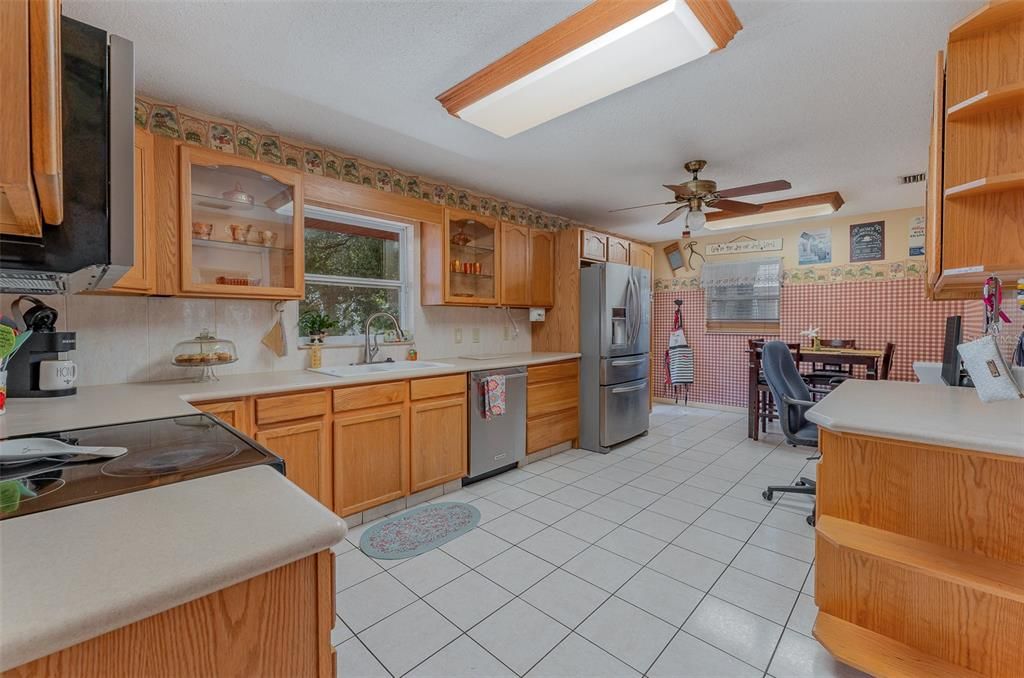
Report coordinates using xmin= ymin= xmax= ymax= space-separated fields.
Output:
xmin=759 ymin=341 xmax=819 ymax=526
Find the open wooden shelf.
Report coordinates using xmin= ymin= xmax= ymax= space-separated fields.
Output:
xmin=946 ymin=82 xmax=1024 ymax=121
xmin=817 ymin=516 xmax=1024 ymax=604
xmin=944 ymin=172 xmax=1024 ymax=199
xmin=948 ymin=0 xmax=1024 ymax=42
xmin=813 ymin=612 xmax=984 ymax=678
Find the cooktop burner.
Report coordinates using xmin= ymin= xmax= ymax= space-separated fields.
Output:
xmin=101 ymin=442 xmax=240 ymax=477
xmin=0 ymin=414 xmax=283 ymax=520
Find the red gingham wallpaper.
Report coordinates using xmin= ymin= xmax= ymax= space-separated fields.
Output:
xmin=653 ymin=278 xmax=976 ymax=408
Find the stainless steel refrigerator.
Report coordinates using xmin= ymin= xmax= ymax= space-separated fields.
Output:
xmin=579 ymin=262 xmax=651 ymax=453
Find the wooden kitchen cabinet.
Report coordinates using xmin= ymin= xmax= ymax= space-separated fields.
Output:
xmin=579 ymin=229 xmax=608 ymax=262
xmin=409 ymin=395 xmax=467 ymax=492
xmin=334 ymin=402 xmax=408 ymax=516
xmin=526 ymin=360 xmax=579 ymax=454
xmin=530 ymin=229 xmax=556 ymax=307
xmin=629 ymin=243 xmax=654 ymax=270
xmin=110 ymin=129 xmax=157 ymax=293
xmin=193 ymin=398 xmax=248 ymax=432
xmin=500 ymin=222 xmax=531 ymax=306
xmin=499 ymin=223 xmax=556 ymax=308
xmin=421 ymin=207 xmax=500 ymax=306
xmin=607 ymin=236 xmax=630 ymax=264
xmin=928 ymin=2 xmax=1024 ymax=299
xmin=255 ymin=419 xmax=330 ymax=507
xmin=6 ymin=553 xmax=335 ymax=678
xmin=179 ymin=145 xmax=305 ymax=299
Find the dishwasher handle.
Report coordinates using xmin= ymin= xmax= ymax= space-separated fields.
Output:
xmin=471 ymin=372 xmax=527 ymax=383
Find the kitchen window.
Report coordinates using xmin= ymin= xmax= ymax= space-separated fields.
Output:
xmin=301 ymin=206 xmax=411 ymax=342
xmin=701 ymin=258 xmax=782 ymax=334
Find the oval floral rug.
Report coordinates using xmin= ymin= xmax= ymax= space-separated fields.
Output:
xmin=359 ymin=502 xmax=481 ymax=560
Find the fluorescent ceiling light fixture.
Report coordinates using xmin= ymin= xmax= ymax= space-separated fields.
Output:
xmin=703 ymin=192 xmax=845 ymax=230
xmin=436 ymin=0 xmax=741 ymax=138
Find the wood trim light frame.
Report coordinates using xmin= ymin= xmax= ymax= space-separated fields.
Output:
xmin=704 ymin=192 xmax=845 ymax=230
xmin=436 ymin=0 xmax=741 ymax=137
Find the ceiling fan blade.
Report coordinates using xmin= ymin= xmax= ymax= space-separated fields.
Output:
xmin=713 ymin=198 xmax=762 ymax=215
xmin=658 ymin=205 xmax=688 ymax=225
xmin=663 ymin=184 xmax=699 ymax=196
xmin=609 ymin=200 xmax=678 ymax=213
xmin=716 ymin=180 xmax=791 ymax=198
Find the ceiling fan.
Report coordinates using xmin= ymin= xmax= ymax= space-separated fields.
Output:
xmin=610 ymin=160 xmax=791 ymax=236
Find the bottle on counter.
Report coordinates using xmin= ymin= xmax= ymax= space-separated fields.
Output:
xmin=407 ymin=347 xmax=418 ymax=361
xmin=309 ymin=343 xmax=323 ymax=369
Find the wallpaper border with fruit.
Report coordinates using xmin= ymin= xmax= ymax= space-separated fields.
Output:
xmin=135 ymin=95 xmax=577 ymax=230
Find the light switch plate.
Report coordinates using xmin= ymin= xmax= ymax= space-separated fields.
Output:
xmin=471 ymin=328 xmax=480 ymax=343
xmin=454 ymin=328 xmax=463 ymax=344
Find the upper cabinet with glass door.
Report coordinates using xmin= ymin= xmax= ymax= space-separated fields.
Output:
xmin=421 ymin=208 xmax=500 ymax=305
xmin=180 ymin=147 xmax=304 ymax=299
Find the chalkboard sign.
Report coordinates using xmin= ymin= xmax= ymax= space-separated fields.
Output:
xmin=850 ymin=221 xmax=885 ymax=262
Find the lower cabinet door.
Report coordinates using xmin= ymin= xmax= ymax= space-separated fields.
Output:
xmin=410 ymin=395 xmax=467 ymax=493
xmin=194 ymin=399 xmax=248 ymax=433
xmin=334 ymin=404 xmax=408 ymax=516
xmin=255 ymin=418 xmax=329 ymax=508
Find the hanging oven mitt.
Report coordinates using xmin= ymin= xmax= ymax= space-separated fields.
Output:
xmin=957 ymin=335 xmax=1024 ymax=402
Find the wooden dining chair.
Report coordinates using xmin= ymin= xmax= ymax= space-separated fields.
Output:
xmin=879 ymin=342 xmax=896 ymax=380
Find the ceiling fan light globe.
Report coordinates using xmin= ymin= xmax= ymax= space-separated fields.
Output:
xmin=686 ymin=208 xmax=706 ymax=230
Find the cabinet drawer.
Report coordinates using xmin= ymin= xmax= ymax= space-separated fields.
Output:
xmin=527 ymin=408 xmax=578 ymax=453
xmin=333 ymin=381 xmax=407 ymax=412
xmin=255 ymin=391 xmax=327 ymax=425
xmin=410 ymin=374 xmax=466 ymax=401
xmin=527 ymin=360 xmax=578 ymax=385
xmin=527 ymin=378 xmax=578 ymax=419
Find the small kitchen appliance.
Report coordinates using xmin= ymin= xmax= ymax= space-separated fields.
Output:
xmin=6 ymin=297 xmax=77 ymax=398
xmin=0 ymin=415 xmax=284 ymax=520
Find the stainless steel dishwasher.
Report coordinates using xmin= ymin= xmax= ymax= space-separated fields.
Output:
xmin=467 ymin=366 xmax=527 ymax=483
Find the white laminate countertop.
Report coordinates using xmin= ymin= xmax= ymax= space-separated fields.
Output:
xmin=0 ymin=466 xmax=346 ymax=671
xmin=807 ymin=380 xmax=1024 ymax=457
xmin=0 ymin=352 xmax=580 ymax=438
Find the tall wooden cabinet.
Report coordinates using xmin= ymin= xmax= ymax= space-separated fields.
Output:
xmin=927 ymin=1 xmax=1024 ymax=299
xmin=498 ymin=223 xmax=555 ymax=308
xmin=0 ymin=0 xmax=61 ymax=237
xmin=530 ymin=229 xmax=556 ymax=308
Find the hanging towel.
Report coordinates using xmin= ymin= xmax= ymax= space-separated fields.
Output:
xmin=480 ymin=374 xmax=506 ymax=420
xmin=667 ymin=345 xmax=694 ymax=385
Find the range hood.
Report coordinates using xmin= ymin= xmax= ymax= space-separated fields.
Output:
xmin=0 ymin=18 xmax=134 ymax=295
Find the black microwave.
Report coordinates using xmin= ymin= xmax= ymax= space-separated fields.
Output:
xmin=0 ymin=16 xmax=134 ymax=295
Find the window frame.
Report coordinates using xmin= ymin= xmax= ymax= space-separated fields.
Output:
xmin=302 ymin=205 xmax=413 ymax=345
xmin=702 ymin=258 xmax=782 ymax=335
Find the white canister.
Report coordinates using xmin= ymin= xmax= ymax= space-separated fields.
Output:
xmin=39 ymin=360 xmax=78 ymax=391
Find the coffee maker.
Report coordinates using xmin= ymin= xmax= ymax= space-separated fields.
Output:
xmin=7 ymin=296 xmax=78 ymax=398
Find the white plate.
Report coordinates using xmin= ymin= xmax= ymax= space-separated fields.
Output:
xmin=0 ymin=438 xmax=128 ymax=463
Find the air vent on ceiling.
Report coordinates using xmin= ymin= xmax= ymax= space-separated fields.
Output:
xmin=898 ymin=172 xmax=927 ymax=185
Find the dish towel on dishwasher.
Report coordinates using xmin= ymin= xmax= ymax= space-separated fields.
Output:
xmin=480 ymin=374 xmax=506 ymax=419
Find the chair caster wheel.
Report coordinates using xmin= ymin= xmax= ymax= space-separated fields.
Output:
xmin=795 ymin=480 xmax=806 ymax=487
xmin=806 ymin=514 xmax=816 ymax=527
xmin=762 ymin=490 xmax=773 ymax=501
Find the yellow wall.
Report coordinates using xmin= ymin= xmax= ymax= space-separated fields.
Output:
xmin=652 ymin=207 xmax=925 ymax=279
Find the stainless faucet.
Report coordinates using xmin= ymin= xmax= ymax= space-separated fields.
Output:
xmin=363 ymin=311 xmax=405 ymax=364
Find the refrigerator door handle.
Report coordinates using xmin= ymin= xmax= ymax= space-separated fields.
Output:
xmin=611 ymin=381 xmax=648 ymax=394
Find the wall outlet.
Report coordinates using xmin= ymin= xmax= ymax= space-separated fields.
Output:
xmin=503 ymin=325 xmax=510 ymax=340
xmin=454 ymin=328 xmax=463 ymax=344
xmin=471 ymin=327 xmax=480 ymax=343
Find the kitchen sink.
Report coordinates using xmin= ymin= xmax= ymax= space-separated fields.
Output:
xmin=308 ymin=361 xmax=454 ymax=378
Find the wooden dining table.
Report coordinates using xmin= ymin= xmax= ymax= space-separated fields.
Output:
xmin=747 ymin=345 xmax=884 ymax=440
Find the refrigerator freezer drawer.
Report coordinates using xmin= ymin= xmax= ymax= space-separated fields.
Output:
xmin=599 ymin=378 xmax=649 ymax=447
xmin=600 ymin=354 xmax=649 ymax=386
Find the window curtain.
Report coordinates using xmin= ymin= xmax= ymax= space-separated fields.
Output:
xmin=701 ymin=258 xmax=782 ymax=332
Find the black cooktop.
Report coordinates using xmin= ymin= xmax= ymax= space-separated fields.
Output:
xmin=0 ymin=414 xmax=283 ymax=520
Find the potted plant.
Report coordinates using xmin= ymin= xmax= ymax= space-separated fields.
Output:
xmin=299 ymin=311 xmax=337 ymax=344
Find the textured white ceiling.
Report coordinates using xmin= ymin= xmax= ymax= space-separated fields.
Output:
xmin=64 ymin=0 xmax=980 ymax=241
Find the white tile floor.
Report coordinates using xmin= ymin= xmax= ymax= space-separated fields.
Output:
xmin=331 ymin=404 xmax=868 ymax=678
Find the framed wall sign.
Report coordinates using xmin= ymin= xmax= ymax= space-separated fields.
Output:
xmin=705 ymin=237 xmax=783 ymax=255
xmin=850 ymin=221 xmax=885 ymax=262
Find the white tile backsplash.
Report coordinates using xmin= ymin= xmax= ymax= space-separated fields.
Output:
xmin=5 ymin=292 xmax=530 ymax=386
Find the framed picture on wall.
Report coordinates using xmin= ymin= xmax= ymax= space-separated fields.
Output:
xmin=850 ymin=221 xmax=885 ymax=262
xmin=664 ymin=242 xmax=686 ymax=272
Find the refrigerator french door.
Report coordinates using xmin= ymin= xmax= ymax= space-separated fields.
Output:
xmin=579 ymin=263 xmax=651 ymax=453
